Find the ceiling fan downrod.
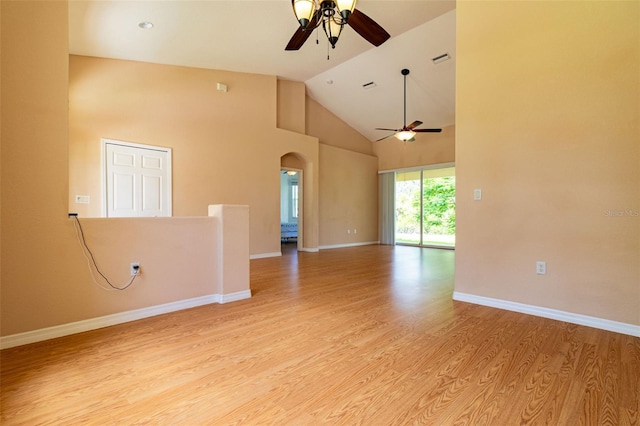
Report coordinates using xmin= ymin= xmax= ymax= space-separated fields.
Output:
xmin=402 ymin=68 xmax=409 ymax=128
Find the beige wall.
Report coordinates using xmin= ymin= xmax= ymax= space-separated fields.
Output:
xmin=455 ymin=1 xmax=639 ymax=324
xmin=2 ymin=0 xmax=74 ymax=334
xmin=3 ymin=0 xmax=637 ymax=341
xmin=2 ymin=1 xmax=379 ymax=337
xmin=374 ymin=125 xmax=455 ymax=171
xmin=1 ymin=1 xmax=253 ymax=339
xmin=304 ymin=97 xmax=379 ymax=246
xmin=306 ymin=96 xmax=374 ymax=156
xmin=277 ymin=79 xmax=306 ymax=134
xmin=68 ymin=56 xmax=380 ymax=256
xmin=319 ymin=145 xmax=378 ymax=247
xmin=68 ymin=55 xmax=320 ymax=255
xmin=0 ymin=1 xmax=292 ymax=338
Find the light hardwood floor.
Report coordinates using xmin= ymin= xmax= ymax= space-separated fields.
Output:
xmin=1 ymin=245 xmax=638 ymax=424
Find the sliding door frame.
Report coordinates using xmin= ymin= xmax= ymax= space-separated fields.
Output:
xmin=379 ymin=162 xmax=455 ymax=250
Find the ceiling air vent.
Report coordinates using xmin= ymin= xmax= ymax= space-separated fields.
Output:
xmin=432 ymin=53 xmax=451 ymax=64
xmin=362 ymin=81 xmax=377 ymax=90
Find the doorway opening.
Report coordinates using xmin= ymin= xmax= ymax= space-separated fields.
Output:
xmin=280 ymin=168 xmax=300 ymax=255
xmin=395 ymin=166 xmax=455 ymax=248
xmin=281 ymin=151 xmax=307 ymax=254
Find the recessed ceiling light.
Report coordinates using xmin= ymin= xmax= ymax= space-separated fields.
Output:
xmin=138 ymin=21 xmax=154 ymax=29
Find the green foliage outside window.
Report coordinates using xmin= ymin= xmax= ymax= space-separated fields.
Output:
xmin=395 ymin=175 xmax=455 ymax=245
xmin=422 ymin=177 xmax=456 ymax=235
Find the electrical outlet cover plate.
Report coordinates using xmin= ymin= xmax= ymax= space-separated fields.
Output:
xmin=130 ymin=262 xmax=140 ymax=276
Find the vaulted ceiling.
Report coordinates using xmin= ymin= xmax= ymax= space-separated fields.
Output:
xmin=69 ymin=1 xmax=456 ymax=142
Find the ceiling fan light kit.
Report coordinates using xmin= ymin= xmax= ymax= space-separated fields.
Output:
xmin=323 ymin=15 xmax=343 ymax=48
xmin=375 ymin=68 xmax=443 ymax=142
xmin=287 ymin=0 xmax=389 ymax=51
xmin=292 ymin=0 xmax=357 ymax=27
xmin=396 ymin=130 xmax=416 ymax=142
xmin=292 ymin=0 xmax=315 ymax=28
xmin=291 ymin=0 xmax=356 ymax=49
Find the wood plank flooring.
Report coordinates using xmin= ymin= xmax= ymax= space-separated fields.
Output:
xmin=1 ymin=245 xmax=638 ymax=424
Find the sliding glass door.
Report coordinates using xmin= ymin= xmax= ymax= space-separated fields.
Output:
xmin=395 ymin=171 xmax=422 ymax=244
xmin=395 ymin=167 xmax=455 ymax=248
xmin=422 ymin=169 xmax=455 ymax=247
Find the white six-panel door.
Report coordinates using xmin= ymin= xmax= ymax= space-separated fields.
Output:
xmin=103 ymin=140 xmax=172 ymax=217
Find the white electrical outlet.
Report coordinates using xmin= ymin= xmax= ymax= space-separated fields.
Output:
xmin=536 ymin=261 xmax=546 ymax=275
xmin=130 ymin=262 xmax=140 ymax=276
xmin=75 ymin=195 xmax=90 ymax=204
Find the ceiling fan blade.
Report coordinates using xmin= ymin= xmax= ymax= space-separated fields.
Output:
xmin=414 ymin=128 xmax=443 ymax=133
xmin=407 ymin=120 xmax=423 ymax=130
xmin=347 ymin=9 xmax=390 ymax=47
xmin=285 ymin=12 xmax=320 ymax=50
xmin=376 ymin=133 xmax=395 ymax=142
xmin=375 ymin=127 xmax=401 ymax=132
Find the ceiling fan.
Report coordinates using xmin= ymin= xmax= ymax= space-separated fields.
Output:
xmin=376 ymin=68 xmax=442 ymax=142
xmin=286 ymin=0 xmax=390 ymax=51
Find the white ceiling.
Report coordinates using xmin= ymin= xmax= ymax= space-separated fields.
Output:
xmin=69 ymin=1 xmax=456 ymax=142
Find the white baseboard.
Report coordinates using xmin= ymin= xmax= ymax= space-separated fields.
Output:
xmin=319 ymin=241 xmax=379 ymax=250
xmin=0 ymin=291 xmax=251 ymax=350
xmin=453 ymin=291 xmax=640 ymax=337
xmin=219 ymin=290 xmax=252 ymax=304
xmin=250 ymin=252 xmax=282 ymax=259
xmin=250 ymin=243 xmax=380 ymax=256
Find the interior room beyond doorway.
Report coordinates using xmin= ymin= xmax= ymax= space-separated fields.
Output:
xmin=280 ymin=169 xmax=299 ymax=253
